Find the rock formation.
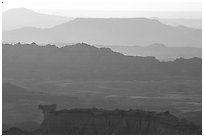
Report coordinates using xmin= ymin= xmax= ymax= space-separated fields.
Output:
xmin=34 ymin=104 xmax=201 ymax=135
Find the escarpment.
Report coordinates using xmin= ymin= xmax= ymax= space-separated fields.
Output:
xmin=35 ymin=104 xmax=201 ymax=135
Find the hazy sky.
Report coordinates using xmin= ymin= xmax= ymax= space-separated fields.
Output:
xmin=1 ymin=0 xmax=202 ymax=18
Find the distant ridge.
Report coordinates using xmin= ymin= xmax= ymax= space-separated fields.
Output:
xmin=3 ymin=18 xmax=201 ymax=47
xmin=157 ymin=18 xmax=202 ymax=29
xmin=108 ymin=43 xmax=201 ymax=61
xmin=3 ymin=8 xmax=72 ymax=31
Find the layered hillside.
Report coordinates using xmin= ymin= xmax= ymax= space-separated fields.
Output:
xmin=2 ymin=43 xmax=201 ymax=81
xmin=3 ymin=18 xmax=201 ymax=47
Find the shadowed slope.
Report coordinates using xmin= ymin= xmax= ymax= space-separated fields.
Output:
xmin=3 ymin=43 xmax=201 ymax=80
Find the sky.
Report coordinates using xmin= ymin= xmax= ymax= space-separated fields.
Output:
xmin=1 ymin=0 xmax=202 ymax=18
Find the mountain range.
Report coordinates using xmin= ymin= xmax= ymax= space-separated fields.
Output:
xmin=3 ymin=43 xmax=201 ymax=81
xmin=2 ymin=42 xmax=202 ymax=132
xmin=107 ymin=43 xmax=201 ymax=61
xmin=157 ymin=18 xmax=201 ymax=29
xmin=3 ymin=17 xmax=201 ymax=47
xmin=2 ymin=8 xmax=72 ymax=31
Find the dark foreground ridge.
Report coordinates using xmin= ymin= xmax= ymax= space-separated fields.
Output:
xmin=3 ymin=104 xmax=201 ymax=135
xmin=3 ymin=42 xmax=201 ymax=80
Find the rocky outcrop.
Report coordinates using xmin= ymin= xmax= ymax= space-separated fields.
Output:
xmin=35 ymin=104 xmax=201 ymax=135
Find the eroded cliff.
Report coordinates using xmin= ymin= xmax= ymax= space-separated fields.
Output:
xmin=34 ymin=104 xmax=201 ymax=135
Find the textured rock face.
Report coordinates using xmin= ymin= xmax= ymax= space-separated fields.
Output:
xmin=37 ymin=104 xmax=201 ymax=135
